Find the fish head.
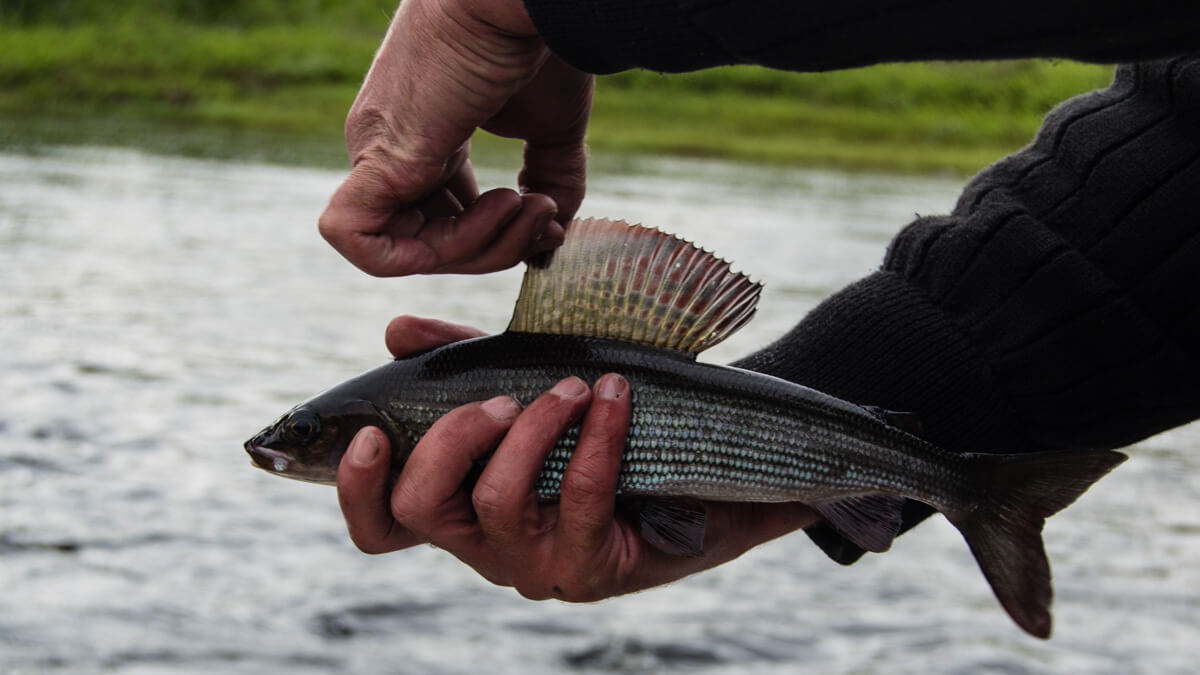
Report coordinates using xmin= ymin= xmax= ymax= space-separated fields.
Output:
xmin=244 ymin=398 xmax=410 ymax=485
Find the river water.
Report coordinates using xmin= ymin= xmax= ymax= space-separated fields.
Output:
xmin=1 ymin=146 xmax=1197 ymax=674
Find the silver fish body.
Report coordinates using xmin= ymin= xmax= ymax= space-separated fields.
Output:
xmin=353 ymin=332 xmax=970 ymax=512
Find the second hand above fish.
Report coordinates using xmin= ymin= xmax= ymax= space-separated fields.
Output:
xmin=245 ymin=217 xmax=1126 ymax=639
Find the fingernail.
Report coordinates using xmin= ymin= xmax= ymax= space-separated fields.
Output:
xmin=349 ymin=428 xmax=380 ymax=466
xmin=552 ymin=376 xmax=588 ymax=398
xmin=596 ymin=374 xmax=627 ymax=401
xmin=481 ymin=395 xmax=521 ymax=421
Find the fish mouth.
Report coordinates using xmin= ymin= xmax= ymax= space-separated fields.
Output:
xmin=245 ymin=442 xmax=294 ymax=474
xmin=244 ymin=440 xmax=335 ymax=485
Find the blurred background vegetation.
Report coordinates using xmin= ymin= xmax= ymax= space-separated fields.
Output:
xmin=0 ymin=0 xmax=1117 ymax=172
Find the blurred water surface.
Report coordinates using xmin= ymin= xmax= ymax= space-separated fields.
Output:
xmin=1 ymin=147 xmax=1197 ymax=674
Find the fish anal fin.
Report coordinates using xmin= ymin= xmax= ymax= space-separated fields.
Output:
xmin=507 ymin=218 xmax=761 ymax=356
xmin=951 ymin=449 xmax=1127 ymax=639
xmin=811 ymin=495 xmax=905 ymax=554
xmin=622 ymin=497 xmax=708 ymax=558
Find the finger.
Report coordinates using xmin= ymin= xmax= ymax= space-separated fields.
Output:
xmin=517 ymin=57 xmax=592 ymax=226
xmin=703 ymin=502 xmax=820 ymax=562
xmin=471 ymin=377 xmax=592 ymax=560
xmin=413 ymin=187 xmax=521 ymax=270
xmin=520 ymin=141 xmax=586 ymax=229
xmin=337 ymin=427 xmax=420 ymax=554
xmin=421 ymin=191 xmax=561 ymax=274
xmin=556 ymin=374 xmax=631 ymax=558
xmin=385 ymin=315 xmax=488 ymax=358
xmin=438 ymin=192 xmax=562 ymax=273
xmin=390 ymin=396 xmax=521 ymax=547
xmin=418 ymin=186 xmax=464 ymax=221
xmin=445 ymin=156 xmax=480 ymax=207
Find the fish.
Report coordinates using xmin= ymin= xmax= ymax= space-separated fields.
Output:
xmin=245 ymin=217 xmax=1125 ymax=639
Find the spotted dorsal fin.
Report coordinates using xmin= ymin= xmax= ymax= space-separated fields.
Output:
xmin=507 ymin=218 xmax=761 ymax=356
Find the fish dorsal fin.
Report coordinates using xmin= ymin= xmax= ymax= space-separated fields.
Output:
xmin=508 ymin=218 xmax=762 ymax=356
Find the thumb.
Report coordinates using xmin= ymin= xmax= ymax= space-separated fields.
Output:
xmin=515 ymin=58 xmax=593 ymax=226
xmin=520 ymin=137 xmax=588 ymax=228
xmin=337 ymin=427 xmax=421 ymax=554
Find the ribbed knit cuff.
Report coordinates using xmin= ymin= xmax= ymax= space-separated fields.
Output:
xmin=523 ymin=0 xmax=731 ymax=74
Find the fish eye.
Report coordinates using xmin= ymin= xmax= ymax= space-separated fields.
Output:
xmin=287 ymin=409 xmax=321 ymax=441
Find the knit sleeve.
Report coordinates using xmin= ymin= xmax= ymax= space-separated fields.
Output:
xmin=739 ymin=55 xmax=1200 ymax=454
xmin=730 ymin=55 xmax=1200 ymax=561
xmin=523 ymin=0 xmax=1200 ymax=74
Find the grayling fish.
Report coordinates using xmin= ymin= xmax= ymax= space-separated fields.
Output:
xmin=245 ymin=217 xmax=1125 ymax=639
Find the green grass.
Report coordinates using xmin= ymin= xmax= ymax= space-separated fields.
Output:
xmin=595 ymin=61 xmax=1114 ymax=172
xmin=0 ymin=14 xmax=1116 ymax=173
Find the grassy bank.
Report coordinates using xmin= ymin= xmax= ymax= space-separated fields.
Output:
xmin=596 ymin=61 xmax=1114 ymax=173
xmin=0 ymin=12 xmax=1115 ymax=173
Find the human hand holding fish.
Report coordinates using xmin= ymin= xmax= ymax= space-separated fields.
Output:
xmin=318 ymin=0 xmax=593 ymax=277
xmin=335 ymin=314 xmax=819 ymax=599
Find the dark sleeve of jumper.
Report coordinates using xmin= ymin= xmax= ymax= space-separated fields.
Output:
xmin=523 ymin=1 xmax=1200 ymax=74
xmin=729 ymin=55 xmax=1200 ymax=561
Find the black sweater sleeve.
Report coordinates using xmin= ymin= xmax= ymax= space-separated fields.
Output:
xmin=736 ymin=57 xmax=1200 ymax=454
xmin=732 ymin=55 xmax=1200 ymax=561
xmin=524 ymin=1 xmax=1200 ymax=74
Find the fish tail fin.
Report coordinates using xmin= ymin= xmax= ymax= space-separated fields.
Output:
xmin=949 ymin=449 xmax=1126 ymax=639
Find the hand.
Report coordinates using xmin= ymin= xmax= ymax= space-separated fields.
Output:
xmin=319 ymin=0 xmax=594 ymax=277
xmin=336 ymin=316 xmax=820 ymax=600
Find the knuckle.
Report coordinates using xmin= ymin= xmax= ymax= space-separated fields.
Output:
xmin=559 ymin=462 xmax=611 ymax=508
xmin=316 ymin=209 xmax=349 ymax=246
xmin=470 ymin=476 xmax=510 ymax=524
xmin=542 ymin=575 xmax=603 ymax=603
xmin=388 ymin=483 xmax=427 ymax=530
xmin=559 ymin=480 xmax=600 ymax=516
xmin=513 ymin=581 xmax=553 ymax=601
xmin=476 ymin=567 xmax=514 ymax=589
xmin=348 ymin=150 xmax=407 ymax=202
xmin=431 ymin=408 xmax=502 ymax=452
xmin=345 ymin=106 xmax=396 ymax=151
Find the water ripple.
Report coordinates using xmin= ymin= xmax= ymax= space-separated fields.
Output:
xmin=564 ymin=637 xmax=726 ymax=671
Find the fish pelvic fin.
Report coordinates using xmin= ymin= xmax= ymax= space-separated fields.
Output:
xmin=621 ymin=497 xmax=708 ymax=557
xmin=508 ymin=218 xmax=761 ymax=357
xmin=810 ymin=495 xmax=906 ymax=554
xmin=951 ymin=449 xmax=1127 ymax=639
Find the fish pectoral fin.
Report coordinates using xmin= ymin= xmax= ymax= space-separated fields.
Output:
xmin=622 ymin=497 xmax=708 ymax=558
xmin=810 ymin=495 xmax=906 ymax=554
